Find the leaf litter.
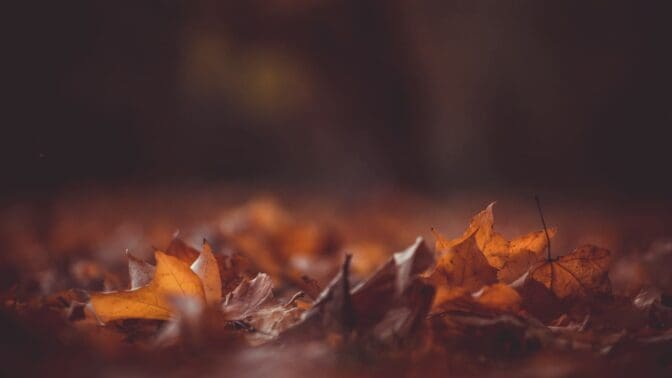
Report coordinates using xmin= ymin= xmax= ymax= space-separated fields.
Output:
xmin=1 ymin=196 xmax=671 ymax=377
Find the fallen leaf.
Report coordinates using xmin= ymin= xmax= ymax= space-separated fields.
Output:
xmin=528 ymin=245 xmax=612 ymax=300
xmin=351 ymin=237 xmax=434 ymax=329
xmin=298 ymin=255 xmax=355 ymax=335
xmin=217 ymin=251 xmax=255 ymax=295
xmin=291 ymin=239 xmax=435 ymax=344
xmin=222 ymin=273 xmax=275 ymax=320
xmin=126 ymin=252 xmax=155 ymax=290
xmin=472 ymin=283 xmax=522 ymax=313
xmin=430 ymin=230 xmax=497 ymax=293
xmin=298 ymin=275 xmax=322 ymax=299
xmin=430 ymin=311 xmax=538 ymax=358
xmin=90 ymin=251 xmax=205 ymax=322
xmin=190 ymin=240 xmax=223 ymax=305
xmin=222 ymin=273 xmax=305 ymax=344
xmin=431 ymin=284 xmax=521 ymax=314
xmin=165 ymin=237 xmax=200 ymax=264
xmin=440 ymin=203 xmax=556 ymax=283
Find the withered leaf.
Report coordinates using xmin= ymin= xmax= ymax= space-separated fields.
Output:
xmin=126 ymin=251 xmax=155 ymax=290
xmin=351 ymin=237 xmax=434 ymax=328
xmin=165 ymin=237 xmax=200 ymax=264
xmin=299 ymin=275 xmax=322 ymax=300
xmin=432 ymin=283 xmax=521 ymax=314
xmin=430 ymin=311 xmax=537 ymax=358
xmin=90 ymin=251 xmax=205 ymax=322
xmin=430 ymin=230 xmax=497 ymax=293
xmin=217 ymin=250 xmax=255 ymax=295
xmin=527 ymin=245 xmax=612 ymax=300
xmin=222 ymin=273 xmax=275 ymax=320
xmin=190 ymin=240 xmax=222 ymax=305
xmin=222 ymin=273 xmax=304 ymax=344
xmin=298 ymin=254 xmax=355 ymax=334
xmin=444 ymin=203 xmax=556 ymax=283
xmin=471 ymin=283 xmax=522 ymax=313
xmin=293 ymin=239 xmax=435 ymax=344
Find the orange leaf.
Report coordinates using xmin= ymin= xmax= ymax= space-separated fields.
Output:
xmin=527 ymin=244 xmax=611 ymax=300
xmin=430 ymin=230 xmax=498 ymax=292
xmin=441 ymin=203 xmax=556 ymax=283
xmin=90 ymin=251 xmax=205 ymax=322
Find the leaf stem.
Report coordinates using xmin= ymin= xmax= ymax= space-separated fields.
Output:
xmin=534 ymin=195 xmax=552 ymax=261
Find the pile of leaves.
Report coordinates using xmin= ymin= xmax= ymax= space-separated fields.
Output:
xmin=2 ymin=200 xmax=672 ymax=377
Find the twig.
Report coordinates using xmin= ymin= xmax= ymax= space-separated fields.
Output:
xmin=534 ymin=195 xmax=552 ymax=260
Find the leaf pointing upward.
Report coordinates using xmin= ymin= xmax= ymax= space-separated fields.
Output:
xmin=430 ymin=230 xmax=498 ymax=293
xmin=191 ymin=240 xmax=223 ymax=305
xmin=440 ymin=203 xmax=556 ymax=283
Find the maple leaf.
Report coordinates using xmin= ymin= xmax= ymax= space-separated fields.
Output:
xmin=430 ymin=230 xmax=498 ymax=293
xmin=526 ymin=244 xmax=612 ymax=300
xmin=471 ymin=283 xmax=522 ymax=313
xmin=90 ymin=251 xmax=205 ymax=322
xmin=432 ymin=283 xmax=522 ymax=314
xmin=439 ymin=203 xmax=556 ymax=283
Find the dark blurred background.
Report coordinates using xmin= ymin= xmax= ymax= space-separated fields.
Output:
xmin=5 ymin=0 xmax=672 ymax=200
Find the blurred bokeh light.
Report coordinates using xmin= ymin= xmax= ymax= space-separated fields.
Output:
xmin=5 ymin=1 xmax=672 ymax=200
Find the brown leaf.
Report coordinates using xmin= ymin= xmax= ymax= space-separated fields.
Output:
xmin=126 ymin=252 xmax=155 ymax=290
xmin=222 ymin=273 xmax=305 ymax=344
xmin=431 ymin=284 xmax=521 ymax=314
xmin=292 ymin=239 xmax=436 ymax=344
xmin=216 ymin=251 xmax=255 ymax=295
xmin=90 ymin=251 xmax=205 ymax=322
xmin=165 ymin=237 xmax=200 ymax=264
xmin=430 ymin=230 xmax=497 ymax=292
xmin=352 ymin=237 xmax=434 ymax=328
xmin=298 ymin=275 xmax=322 ymax=300
xmin=190 ymin=240 xmax=222 ymax=305
xmin=441 ymin=203 xmax=556 ymax=283
xmin=472 ymin=283 xmax=522 ymax=313
xmin=430 ymin=311 xmax=539 ymax=358
xmin=222 ymin=273 xmax=275 ymax=320
xmin=528 ymin=245 xmax=612 ymax=300
xmin=299 ymin=254 xmax=355 ymax=334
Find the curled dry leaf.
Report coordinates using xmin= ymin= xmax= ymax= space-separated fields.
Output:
xmin=222 ymin=273 xmax=305 ymax=343
xmin=293 ymin=238 xmax=435 ymax=343
xmin=351 ymin=237 xmax=434 ymax=329
xmin=217 ymin=251 xmax=255 ymax=295
xmin=298 ymin=255 xmax=355 ymax=335
xmin=528 ymin=245 xmax=612 ymax=300
xmin=90 ymin=251 xmax=205 ymax=322
xmin=222 ymin=273 xmax=275 ymax=320
xmin=190 ymin=240 xmax=222 ymax=305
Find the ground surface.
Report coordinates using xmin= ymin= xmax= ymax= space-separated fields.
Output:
xmin=1 ymin=185 xmax=672 ymax=377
